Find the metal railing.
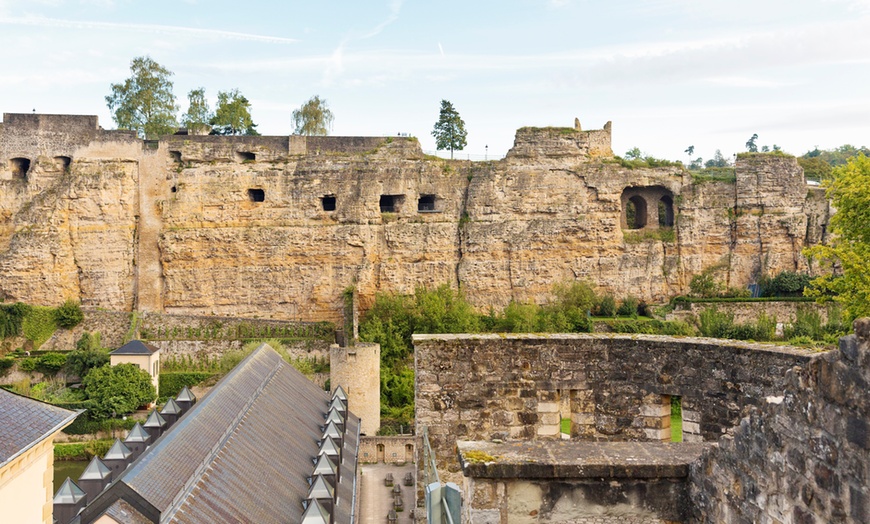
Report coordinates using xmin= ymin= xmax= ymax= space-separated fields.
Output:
xmin=422 ymin=427 xmax=461 ymax=523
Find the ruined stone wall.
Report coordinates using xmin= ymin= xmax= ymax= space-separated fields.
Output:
xmin=0 ymin=114 xmax=831 ymax=322
xmin=414 ymin=334 xmax=813 ymax=484
xmin=689 ymin=319 xmax=870 ymax=523
xmin=359 ymin=436 xmax=417 ymax=464
xmin=666 ymin=300 xmax=830 ymax=325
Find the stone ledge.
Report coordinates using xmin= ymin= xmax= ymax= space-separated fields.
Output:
xmin=457 ymin=440 xmax=712 ymax=480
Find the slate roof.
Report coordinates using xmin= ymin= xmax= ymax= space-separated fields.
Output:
xmin=0 ymin=388 xmax=80 ymax=467
xmin=81 ymin=344 xmax=361 ymax=524
xmin=110 ymin=340 xmax=158 ymax=356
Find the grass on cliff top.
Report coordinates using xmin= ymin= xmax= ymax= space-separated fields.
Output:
xmin=516 ymin=126 xmax=579 ymax=135
xmin=690 ymin=167 xmax=736 ymax=184
xmin=606 ymin=156 xmax=684 ymax=170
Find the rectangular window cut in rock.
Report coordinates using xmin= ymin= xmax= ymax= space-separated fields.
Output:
xmin=248 ymin=188 xmax=265 ymax=202
xmin=380 ymin=195 xmax=404 ymax=213
xmin=418 ymin=194 xmax=438 ymax=212
xmin=322 ymin=195 xmax=336 ymax=211
xmin=10 ymin=157 xmax=30 ymax=180
xmin=236 ymin=151 xmax=256 ymax=162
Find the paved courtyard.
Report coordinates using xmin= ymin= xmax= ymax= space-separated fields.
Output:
xmin=359 ymin=462 xmax=417 ymax=523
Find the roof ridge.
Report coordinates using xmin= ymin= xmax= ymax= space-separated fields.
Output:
xmin=160 ymin=347 xmax=284 ymax=520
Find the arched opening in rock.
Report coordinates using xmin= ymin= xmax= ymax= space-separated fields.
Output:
xmin=247 ymin=188 xmax=265 ymax=202
xmin=10 ymin=157 xmax=30 ymax=180
xmin=658 ymin=195 xmax=674 ymax=227
xmin=54 ymin=156 xmax=71 ymax=173
xmin=626 ymin=195 xmax=647 ymax=229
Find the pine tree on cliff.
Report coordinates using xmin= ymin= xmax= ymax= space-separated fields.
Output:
xmin=432 ymin=100 xmax=468 ymax=159
xmin=105 ymin=56 xmax=178 ymax=140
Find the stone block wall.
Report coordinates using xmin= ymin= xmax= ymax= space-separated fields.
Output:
xmin=359 ymin=436 xmax=417 ymax=464
xmin=414 ymin=334 xmax=814 ymax=484
xmin=689 ymin=319 xmax=870 ymax=523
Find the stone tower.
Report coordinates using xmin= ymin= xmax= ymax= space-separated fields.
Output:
xmin=330 ymin=342 xmax=380 ymax=435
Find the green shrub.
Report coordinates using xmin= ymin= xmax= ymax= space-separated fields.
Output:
xmin=698 ymin=307 xmax=734 ymax=338
xmin=594 ymin=295 xmax=616 ymax=317
xmin=0 ymin=302 xmax=31 ymax=339
xmin=64 ymin=348 xmax=109 ymax=379
xmin=606 ymin=319 xmax=695 ymax=336
xmin=689 ymin=273 xmax=720 ymax=298
xmin=36 ymin=352 xmax=67 ymax=375
xmin=760 ymin=271 xmax=813 ymax=297
xmin=19 ymin=357 xmax=38 ymax=372
xmin=617 ymin=297 xmax=640 ymax=318
xmin=54 ymin=442 xmax=88 ymax=461
xmin=784 ymin=306 xmax=823 ymax=340
xmin=21 ymin=306 xmax=58 ymax=349
xmin=0 ymin=358 xmax=14 ymax=376
xmin=55 ymin=300 xmax=84 ymax=328
xmin=83 ymin=363 xmax=156 ymax=419
xmin=158 ymin=372 xmax=216 ymax=401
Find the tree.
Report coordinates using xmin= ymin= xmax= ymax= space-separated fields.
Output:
xmin=746 ymin=133 xmax=758 ymax=152
xmin=431 ymin=99 xmax=467 ymax=159
xmin=181 ymin=87 xmax=212 ymax=134
xmin=65 ymin=332 xmax=109 ymax=379
xmin=624 ymin=147 xmax=643 ymax=160
xmin=105 ymin=56 xmax=178 ymax=139
xmin=805 ymin=155 xmax=870 ymax=319
xmin=210 ymin=89 xmax=258 ymax=136
xmin=797 ymin=156 xmax=833 ymax=182
xmin=705 ymin=149 xmax=730 ymax=168
xmin=82 ymin=363 xmax=156 ymax=419
xmin=54 ymin=299 xmax=84 ymax=328
xmin=685 ymin=145 xmax=695 ymax=157
xmin=291 ymin=95 xmax=334 ymax=136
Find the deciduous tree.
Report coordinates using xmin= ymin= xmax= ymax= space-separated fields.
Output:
xmin=82 ymin=363 xmax=155 ymax=419
xmin=431 ymin=99 xmax=467 ymax=159
xmin=211 ymin=89 xmax=258 ymax=135
xmin=181 ymin=87 xmax=212 ymax=134
xmin=291 ymin=95 xmax=334 ymax=136
xmin=806 ymin=155 xmax=870 ymax=319
xmin=105 ymin=56 xmax=178 ymax=139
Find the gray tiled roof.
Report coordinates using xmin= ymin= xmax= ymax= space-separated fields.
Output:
xmin=110 ymin=340 xmax=158 ymax=355
xmin=0 ymin=388 xmax=80 ymax=466
xmin=82 ymin=344 xmax=360 ymax=524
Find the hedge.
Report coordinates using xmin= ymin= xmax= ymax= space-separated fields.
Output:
xmin=63 ymin=414 xmax=137 ymax=436
xmin=54 ymin=439 xmax=114 ymax=461
xmin=673 ymin=296 xmax=814 ymax=305
xmin=159 ymin=372 xmax=216 ymax=401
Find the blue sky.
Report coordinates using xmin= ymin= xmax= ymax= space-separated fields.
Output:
xmin=1 ymin=0 xmax=868 ymax=161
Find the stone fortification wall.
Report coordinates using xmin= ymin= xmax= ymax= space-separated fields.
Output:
xmin=414 ymin=334 xmax=814 ymax=484
xmin=666 ymin=300 xmax=830 ymax=325
xmin=330 ymin=342 xmax=381 ymax=435
xmin=359 ymin=435 xmax=417 ymax=464
xmin=689 ymin=319 xmax=870 ymax=523
xmin=0 ymin=113 xmax=830 ymax=322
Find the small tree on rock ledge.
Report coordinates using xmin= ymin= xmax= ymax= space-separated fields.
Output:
xmin=432 ymin=99 xmax=467 ymax=159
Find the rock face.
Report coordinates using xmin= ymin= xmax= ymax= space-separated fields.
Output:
xmin=0 ymin=113 xmax=830 ymax=321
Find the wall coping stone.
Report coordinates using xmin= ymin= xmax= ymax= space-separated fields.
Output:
xmin=457 ymin=440 xmax=712 ymax=480
xmin=413 ymin=332 xmax=818 ymax=359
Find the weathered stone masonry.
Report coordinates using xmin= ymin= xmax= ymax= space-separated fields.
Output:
xmin=0 ymin=113 xmax=830 ymax=322
xmin=414 ymin=327 xmax=870 ymax=523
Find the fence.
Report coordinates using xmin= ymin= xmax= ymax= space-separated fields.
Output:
xmin=422 ymin=426 xmax=461 ymax=523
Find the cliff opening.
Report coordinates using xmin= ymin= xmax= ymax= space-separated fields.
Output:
xmin=54 ymin=156 xmax=71 ymax=173
xmin=418 ymin=194 xmax=437 ymax=212
xmin=169 ymin=150 xmax=182 ymax=163
xmin=322 ymin=195 xmax=336 ymax=211
xmin=658 ymin=196 xmax=674 ymax=227
xmin=247 ymin=188 xmax=265 ymax=202
xmin=235 ymin=151 xmax=256 ymax=162
xmin=626 ymin=195 xmax=647 ymax=229
xmin=380 ymin=194 xmax=404 ymax=213
xmin=10 ymin=157 xmax=30 ymax=180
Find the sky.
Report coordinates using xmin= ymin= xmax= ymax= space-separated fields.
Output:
xmin=1 ymin=0 xmax=868 ymax=162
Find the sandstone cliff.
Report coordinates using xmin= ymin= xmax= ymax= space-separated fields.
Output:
xmin=0 ymin=114 xmax=830 ymax=322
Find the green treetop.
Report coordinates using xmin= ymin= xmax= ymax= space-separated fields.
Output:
xmin=431 ymin=99 xmax=467 ymax=159
xmin=105 ymin=56 xmax=178 ymax=140
xmin=291 ymin=95 xmax=334 ymax=136
xmin=181 ymin=87 xmax=213 ymax=135
xmin=211 ymin=89 xmax=258 ymax=136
